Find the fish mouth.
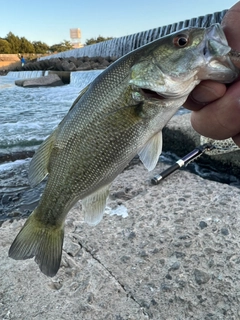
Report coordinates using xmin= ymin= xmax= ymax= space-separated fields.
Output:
xmin=141 ymin=88 xmax=167 ymax=100
xmin=141 ymin=87 xmax=185 ymax=100
xmin=201 ymin=23 xmax=239 ymax=82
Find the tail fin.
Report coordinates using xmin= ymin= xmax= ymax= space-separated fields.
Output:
xmin=8 ymin=211 xmax=64 ymax=277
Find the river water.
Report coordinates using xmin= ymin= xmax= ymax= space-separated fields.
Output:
xmin=0 ymin=70 xmax=103 ymax=155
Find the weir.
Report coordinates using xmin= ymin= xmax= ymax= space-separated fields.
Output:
xmin=38 ymin=10 xmax=227 ymax=60
xmin=7 ymin=70 xmax=45 ymax=78
xmin=70 ymin=70 xmax=103 ymax=87
xmin=5 ymin=70 xmax=104 ymax=88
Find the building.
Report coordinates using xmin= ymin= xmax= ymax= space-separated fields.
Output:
xmin=70 ymin=28 xmax=84 ymax=48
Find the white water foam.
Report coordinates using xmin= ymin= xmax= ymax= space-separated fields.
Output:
xmin=7 ymin=71 xmax=44 ymax=79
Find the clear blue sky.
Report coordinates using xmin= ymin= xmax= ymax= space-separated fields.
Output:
xmin=0 ymin=0 xmax=238 ymax=45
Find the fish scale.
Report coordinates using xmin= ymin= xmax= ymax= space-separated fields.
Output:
xmin=9 ymin=23 xmax=239 ymax=277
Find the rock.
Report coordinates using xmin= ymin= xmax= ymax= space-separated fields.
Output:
xmin=9 ymin=55 xmax=116 ymax=73
xmin=75 ymin=59 xmax=84 ymax=68
xmin=168 ymin=261 xmax=180 ymax=271
xmin=101 ymin=59 xmax=110 ymax=68
xmin=199 ymin=221 xmax=208 ymax=229
xmin=221 ymin=227 xmax=229 ymax=235
xmin=90 ymin=62 xmax=100 ymax=69
xmin=39 ymin=59 xmax=51 ymax=70
xmin=61 ymin=60 xmax=75 ymax=71
xmin=83 ymin=56 xmax=90 ymax=62
xmin=68 ymin=57 xmax=78 ymax=65
xmin=77 ymin=61 xmax=91 ymax=70
xmin=63 ymin=237 xmax=81 ymax=256
xmin=15 ymin=74 xmax=64 ymax=87
xmin=14 ymin=79 xmax=25 ymax=86
xmin=194 ymin=268 xmax=211 ymax=285
xmin=68 ymin=62 xmax=77 ymax=71
xmin=0 ymin=70 xmax=8 ymax=75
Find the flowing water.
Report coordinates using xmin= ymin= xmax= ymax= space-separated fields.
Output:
xmin=0 ymin=70 xmax=103 ymax=155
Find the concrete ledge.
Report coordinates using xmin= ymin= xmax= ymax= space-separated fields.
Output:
xmin=48 ymin=71 xmax=71 ymax=84
xmin=15 ymin=74 xmax=64 ymax=87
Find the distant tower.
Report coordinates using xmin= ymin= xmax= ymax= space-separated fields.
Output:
xmin=70 ymin=28 xmax=82 ymax=48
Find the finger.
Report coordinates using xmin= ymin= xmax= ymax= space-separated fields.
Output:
xmin=232 ymin=133 xmax=240 ymax=148
xmin=222 ymin=2 xmax=240 ymax=51
xmin=191 ymin=81 xmax=240 ymax=140
xmin=184 ymin=81 xmax=226 ymax=111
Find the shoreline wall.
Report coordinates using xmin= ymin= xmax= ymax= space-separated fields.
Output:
xmin=0 ymin=54 xmax=20 ymax=70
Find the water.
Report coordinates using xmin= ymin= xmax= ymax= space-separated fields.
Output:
xmin=0 ymin=70 xmax=103 ymax=155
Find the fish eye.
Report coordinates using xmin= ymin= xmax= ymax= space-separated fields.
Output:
xmin=173 ymin=34 xmax=189 ymax=48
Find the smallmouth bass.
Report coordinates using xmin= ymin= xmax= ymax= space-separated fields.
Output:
xmin=9 ymin=24 xmax=238 ymax=276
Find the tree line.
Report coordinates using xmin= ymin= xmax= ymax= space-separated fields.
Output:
xmin=0 ymin=32 xmax=113 ymax=54
xmin=0 ymin=32 xmax=73 ymax=54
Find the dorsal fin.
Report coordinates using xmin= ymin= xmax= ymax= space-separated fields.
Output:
xmin=138 ymin=131 xmax=162 ymax=171
xmin=28 ymin=129 xmax=58 ymax=187
xmin=82 ymin=184 xmax=110 ymax=226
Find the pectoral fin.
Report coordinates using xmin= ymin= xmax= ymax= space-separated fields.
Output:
xmin=82 ymin=184 xmax=110 ymax=226
xmin=138 ymin=131 xmax=162 ymax=171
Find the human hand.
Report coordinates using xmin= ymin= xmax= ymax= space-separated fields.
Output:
xmin=184 ymin=1 xmax=240 ymax=146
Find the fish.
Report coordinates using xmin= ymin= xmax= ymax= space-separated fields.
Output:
xmin=9 ymin=23 xmax=238 ymax=277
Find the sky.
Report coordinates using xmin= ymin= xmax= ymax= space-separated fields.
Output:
xmin=0 ymin=0 xmax=238 ymax=46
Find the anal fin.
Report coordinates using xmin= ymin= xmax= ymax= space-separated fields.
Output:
xmin=82 ymin=184 xmax=110 ymax=226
